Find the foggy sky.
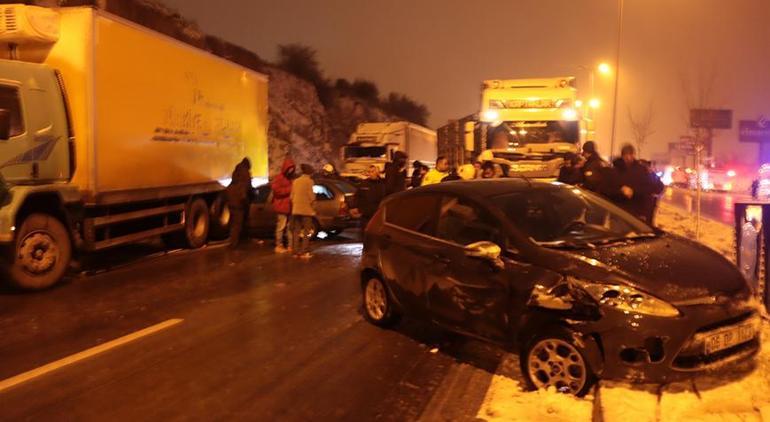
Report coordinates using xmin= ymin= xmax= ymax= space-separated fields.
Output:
xmin=161 ymin=0 xmax=770 ymax=163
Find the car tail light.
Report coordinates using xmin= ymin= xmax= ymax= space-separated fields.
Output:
xmin=339 ymin=200 xmax=349 ymax=216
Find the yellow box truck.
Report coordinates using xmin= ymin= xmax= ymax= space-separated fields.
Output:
xmin=0 ymin=5 xmax=268 ymax=289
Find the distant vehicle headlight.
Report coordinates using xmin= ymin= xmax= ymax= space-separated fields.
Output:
xmin=572 ymin=278 xmax=680 ymax=317
xmin=482 ymin=110 xmax=500 ymax=122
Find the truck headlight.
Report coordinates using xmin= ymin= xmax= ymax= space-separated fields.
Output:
xmin=482 ymin=110 xmax=499 ymax=122
xmin=572 ymin=279 xmax=680 ymax=317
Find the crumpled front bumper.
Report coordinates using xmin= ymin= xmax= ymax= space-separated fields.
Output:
xmin=569 ymin=299 xmax=761 ymax=384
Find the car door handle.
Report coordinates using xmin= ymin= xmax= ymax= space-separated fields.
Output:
xmin=434 ymin=254 xmax=452 ymax=264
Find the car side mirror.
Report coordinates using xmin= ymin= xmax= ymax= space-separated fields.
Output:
xmin=0 ymin=110 xmax=11 ymax=140
xmin=465 ymin=241 xmax=504 ymax=269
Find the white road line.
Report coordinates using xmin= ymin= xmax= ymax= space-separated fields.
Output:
xmin=0 ymin=318 xmax=183 ymax=393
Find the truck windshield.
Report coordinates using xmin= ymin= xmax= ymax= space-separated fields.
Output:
xmin=345 ymin=146 xmax=388 ymax=159
xmin=487 ymin=121 xmax=579 ymax=148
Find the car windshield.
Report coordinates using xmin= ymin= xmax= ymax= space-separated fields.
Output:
xmin=328 ymin=180 xmax=357 ymax=194
xmin=492 ymin=186 xmax=655 ymax=248
xmin=344 ymin=146 xmax=387 ymax=159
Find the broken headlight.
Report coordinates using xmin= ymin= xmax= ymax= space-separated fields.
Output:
xmin=573 ymin=278 xmax=680 ymax=318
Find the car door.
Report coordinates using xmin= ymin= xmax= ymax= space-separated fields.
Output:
xmin=377 ymin=193 xmax=442 ymax=317
xmin=248 ymin=185 xmax=275 ymax=234
xmin=312 ymin=183 xmax=336 ymax=229
xmin=425 ymin=195 xmax=512 ymax=341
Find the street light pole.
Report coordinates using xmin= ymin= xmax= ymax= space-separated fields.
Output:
xmin=609 ymin=0 xmax=624 ymax=159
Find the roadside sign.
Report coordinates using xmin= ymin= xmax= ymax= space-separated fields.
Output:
xmin=690 ymin=109 xmax=733 ymax=129
xmin=739 ymin=117 xmax=770 ymax=143
xmin=678 ymin=136 xmax=696 ymax=154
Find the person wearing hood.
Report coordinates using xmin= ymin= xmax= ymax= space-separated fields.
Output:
xmin=609 ymin=144 xmax=664 ymax=223
xmin=410 ymin=161 xmax=427 ymax=188
xmin=422 ymin=156 xmax=450 ymax=186
xmin=271 ymin=157 xmax=296 ymax=253
xmin=385 ymin=151 xmax=408 ymax=195
xmin=581 ymin=141 xmax=608 ymax=193
xmin=226 ymin=157 xmax=253 ymax=248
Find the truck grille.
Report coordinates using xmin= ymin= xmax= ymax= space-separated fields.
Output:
xmin=1 ymin=8 xmax=17 ymax=33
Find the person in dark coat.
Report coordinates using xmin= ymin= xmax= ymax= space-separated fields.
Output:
xmin=410 ymin=161 xmax=427 ymax=188
xmin=271 ymin=157 xmax=296 ymax=253
xmin=385 ymin=151 xmax=408 ymax=195
xmin=226 ymin=157 xmax=253 ymax=248
xmin=581 ymin=141 xmax=608 ymax=193
xmin=557 ymin=153 xmax=585 ymax=185
xmin=352 ymin=165 xmax=387 ymax=234
xmin=608 ymin=144 xmax=664 ymax=223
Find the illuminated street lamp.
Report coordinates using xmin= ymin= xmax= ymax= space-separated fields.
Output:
xmin=589 ymin=98 xmax=601 ymax=109
xmin=598 ymin=62 xmax=612 ymax=75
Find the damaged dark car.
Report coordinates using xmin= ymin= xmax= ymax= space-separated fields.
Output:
xmin=359 ymin=179 xmax=761 ymax=395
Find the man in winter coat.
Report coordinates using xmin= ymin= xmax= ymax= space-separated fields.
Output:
xmin=352 ymin=165 xmax=387 ymax=234
xmin=557 ymin=153 xmax=585 ymax=186
xmin=608 ymin=144 xmax=664 ymax=223
xmin=422 ymin=156 xmax=450 ymax=186
xmin=385 ymin=151 xmax=408 ymax=195
xmin=581 ymin=141 xmax=608 ymax=193
xmin=271 ymin=158 xmax=296 ymax=253
xmin=226 ymin=157 xmax=252 ymax=248
xmin=410 ymin=161 xmax=427 ymax=188
xmin=290 ymin=164 xmax=317 ymax=259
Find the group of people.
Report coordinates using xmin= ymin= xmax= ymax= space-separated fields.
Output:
xmin=557 ymin=141 xmax=665 ymax=224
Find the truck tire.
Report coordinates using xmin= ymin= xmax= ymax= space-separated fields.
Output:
xmin=184 ymin=198 xmax=210 ymax=249
xmin=209 ymin=193 xmax=231 ymax=240
xmin=7 ymin=213 xmax=72 ymax=290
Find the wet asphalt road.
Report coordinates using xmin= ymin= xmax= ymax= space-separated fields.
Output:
xmin=660 ymin=187 xmax=755 ymax=225
xmin=0 ymin=236 xmax=501 ymax=421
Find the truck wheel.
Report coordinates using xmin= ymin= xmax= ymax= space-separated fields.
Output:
xmin=7 ymin=213 xmax=72 ymax=290
xmin=185 ymin=198 xmax=210 ymax=249
xmin=209 ymin=194 xmax=230 ymax=240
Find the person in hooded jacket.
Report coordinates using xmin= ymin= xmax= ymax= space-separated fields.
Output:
xmin=581 ymin=141 xmax=608 ymax=193
xmin=271 ymin=157 xmax=296 ymax=253
xmin=352 ymin=165 xmax=387 ymax=235
xmin=385 ymin=151 xmax=408 ymax=195
xmin=226 ymin=157 xmax=253 ymax=248
xmin=608 ymin=144 xmax=664 ymax=223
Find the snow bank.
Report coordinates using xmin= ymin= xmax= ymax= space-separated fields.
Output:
xmin=477 ymin=202 xmax=769 ymax=422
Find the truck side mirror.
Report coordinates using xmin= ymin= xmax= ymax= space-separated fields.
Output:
xmin=0 ymin=109 xmax=10 ymax=140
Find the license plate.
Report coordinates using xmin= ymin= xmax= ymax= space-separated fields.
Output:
xmin=704 ymin=320 xmax=759 ymax=355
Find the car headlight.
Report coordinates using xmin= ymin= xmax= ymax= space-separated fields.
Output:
xmin=572 ymin=279 xmax=680 ymax=317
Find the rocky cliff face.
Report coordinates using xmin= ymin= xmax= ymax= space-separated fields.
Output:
xmin=34 ymin=0 xmax=403 ymax=177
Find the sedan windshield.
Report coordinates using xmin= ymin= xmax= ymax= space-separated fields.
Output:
xmin=492 ymin=186 xmax=655 ymax=247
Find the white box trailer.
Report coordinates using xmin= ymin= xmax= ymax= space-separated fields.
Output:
xmin=0 ymin=5 xmax=268 ymax=289
xmin=342 ymin=121 xmax=436 ymax=178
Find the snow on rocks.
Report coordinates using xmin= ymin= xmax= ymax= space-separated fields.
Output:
xmin=477 ymin=202 xmax=769 ymax=422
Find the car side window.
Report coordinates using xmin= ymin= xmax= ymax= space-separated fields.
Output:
xmin=0 ymin=85 xmax=24 ymax=140
xmin=253 ymin=186 xmax=271 ymax=204
xmin=385 ymin=194 xmax=440 ymax=236
xmin=436 ymin=196 xmax=500 ymax=246
xmin=314 ymin=184 xmax=334 ymax=200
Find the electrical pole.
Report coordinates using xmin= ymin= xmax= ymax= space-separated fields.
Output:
xmin=609 ymin=0 xmax=624 ymax=159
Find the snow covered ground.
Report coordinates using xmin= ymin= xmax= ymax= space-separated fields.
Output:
xmin=478 ymin=202 xmax=770 ymax=422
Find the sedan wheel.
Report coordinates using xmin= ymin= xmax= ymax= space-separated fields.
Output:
xmin=362 ymin=277 xmax=400 ymax=327
xmin=523 ymin=336 xmax=593 ymax=396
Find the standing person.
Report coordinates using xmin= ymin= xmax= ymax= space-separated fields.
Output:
xmin=480 ymin=161 xmax=497 ymax=179
xmin=581 ymin=141 xmax=608 ymax=193
xmin=271 ymin=157 xmax=295 ymax=253
xmin=352 ymin=165 xmax=387 ymax=235
xmin=290 ymin=164 xmax=317 ymax=259
xmin=226 ymin=157 xmax=252 ymax=248
xmin=422 ymin=156 xmax=450 ymax=186
xmin=557 ymin=153 xmax=585 ymax=185
xmin=385 ymin=151 xmax=408 ymax=195
xmin=410 ymin=161 xmax=426 ymax=188
xmin=320 ymin=163 xmax=344 ymax=181
xmin=609 ymin=144 xmax=665 ymax=222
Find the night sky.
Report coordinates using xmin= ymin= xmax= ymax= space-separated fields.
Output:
xmin=161 ymin=0 xmax=770 ymax=164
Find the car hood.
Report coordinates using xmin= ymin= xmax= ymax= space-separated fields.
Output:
xmin=551 ymin=234 xmax=749 ymax=303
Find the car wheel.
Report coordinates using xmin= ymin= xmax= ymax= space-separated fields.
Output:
xmin=521 ymin=332 xmax=596 ymax=396
xmin=362 ymin=276 xmax=400 ymax=327
xmin=6 ymin=213 xmax=72 ymax=291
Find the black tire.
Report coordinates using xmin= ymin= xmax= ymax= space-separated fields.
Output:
xmin=209 ymin=193 xmax=231 ymax=240
xmin=184 ymin=198 xmax=210 ymax=249
xmin=520 ymin=330 xmax=596 ymax=396
xmin=6 ymin=213 xmax=72 ymax=291
xmin=362 ymin=276 xmax=400 ymax=327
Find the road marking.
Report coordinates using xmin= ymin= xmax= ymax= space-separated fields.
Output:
xmin=0 ymin=318 xmax=183 ymax=393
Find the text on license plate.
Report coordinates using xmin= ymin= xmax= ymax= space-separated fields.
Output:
xmin=704 ymin=321 xmax=758 ymax=355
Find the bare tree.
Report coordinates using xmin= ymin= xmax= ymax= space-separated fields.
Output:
xmin=627 ymin=101 xmax=656 ymax=157
xmin=677 ymin=62 xmax=726 ymax=156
